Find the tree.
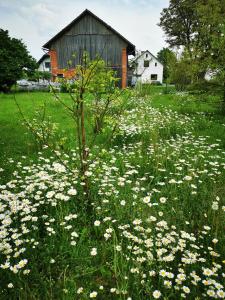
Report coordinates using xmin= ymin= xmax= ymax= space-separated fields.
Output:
xmin=157 ymin=48 xmax=177 ymax=82
xmin=49 ymin=53 xmax=125 ymax=214
xmin=159 ymin=0 xmax=198 ymax=57
xmin=159 ymin=0 xmax=225 ymax=61
xmin=170 ymin=51 xmax=193 ymax=91
xmin=194 ymin=0 xmax=225 ymax=103
xmin=159 ymin=0 xmax=225 ymax=105
xmin=0 ymin=29 xmax=37 ymax=92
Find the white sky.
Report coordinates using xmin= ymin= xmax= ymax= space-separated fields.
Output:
xmin=0 ymin=0 xmax=169 ymax=60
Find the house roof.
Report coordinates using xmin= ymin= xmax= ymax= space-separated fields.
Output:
xmin=43 ymin=9 xmax=135 ymax=55
xmin=134 ymin=50 xmax=163 ymax=66
xmin=37 ymin=53 xmax=50 ymax=65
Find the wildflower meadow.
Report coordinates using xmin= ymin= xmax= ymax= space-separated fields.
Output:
xmin=0 ymin=88 xmax=225 ymax=299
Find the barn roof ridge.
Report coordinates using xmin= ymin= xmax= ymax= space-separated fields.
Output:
xmin=42 ymin=9 xmax=135 ymax=54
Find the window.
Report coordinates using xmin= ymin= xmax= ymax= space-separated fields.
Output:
xmin=144 ymin=60 xmax=149 ymax=67
xmin=151 ymin=74 xmax=158 ymax=80
xmin=155 ymin=62 xmax=157 ymax=67
xmin=45 ymin=62 xmax=50 ymax=69
xmin=146 ymin=53 xmax=148 ymax=58
xmin=57 ymin=74 xmax=64 ymax=78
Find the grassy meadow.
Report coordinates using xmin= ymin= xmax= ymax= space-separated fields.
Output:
xmin=0 ymin=87 xmax=225 ymax=299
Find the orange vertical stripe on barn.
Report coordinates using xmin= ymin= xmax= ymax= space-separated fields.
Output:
xmin=122 ymin=48 xmax=127 ymax=89
xmin=49 ymin=50 xmax=58 ymax=78
xmin=48 ymin=50 xmax=76 ymax=79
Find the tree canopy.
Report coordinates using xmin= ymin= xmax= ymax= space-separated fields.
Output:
xmin=0 ymin=29 xmax=37 ymax=92
xmin=159 ymin=0 xmax=225 ymax=63
xmin=159 ymin=0 xmax=197 ymax=55
xmin=157 ymin=48 xmax=177 ymax=82
xmin=159 ymin=0 xmax=225 ymax=102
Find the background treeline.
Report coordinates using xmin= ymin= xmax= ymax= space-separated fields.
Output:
xmin=157 ymin=0 xmax=225 ymax=105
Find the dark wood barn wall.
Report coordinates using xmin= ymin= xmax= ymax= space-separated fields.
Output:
xmin=51 ymin=15 xmax=127 ymax=70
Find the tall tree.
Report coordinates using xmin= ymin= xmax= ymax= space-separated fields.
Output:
xmin=0 ymin=29 xmax=36 ymax=92
xmin=195 ymin=1 xmax=225 ymax=84
xmin=159 ymin=0 xmax=225 ymax=103
xmin=157 ymin=48 xmax=177 ymax=82
xmin=159 ymin=0 xmax=197 ymax=57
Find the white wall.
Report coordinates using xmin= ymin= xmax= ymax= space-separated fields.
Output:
xmin=134 ymin=52 xmax=163 ymax=84
xmin=38 ymin=57 xmax=51 ymax=72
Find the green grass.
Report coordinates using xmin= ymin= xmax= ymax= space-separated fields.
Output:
xmin=0 ymin=90 xmax=225 ymax=299
xmin=0 ymin=92 xmax=100 ymax=181
xmin=0 ymin=92 xmax=74 ymax=154
xmin=148 ymin=87 xmax=225 ymax=148
xmin=1 ymin=89 xmax=224 ymax=163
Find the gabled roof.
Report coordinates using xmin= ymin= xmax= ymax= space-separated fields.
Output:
xmin=134 ymin=50 xmax=163 ymax=66
xmin=43 ymin=9 xmax=135 ymax=55
xmin=37 ymin=53 xmax=50 ymax=65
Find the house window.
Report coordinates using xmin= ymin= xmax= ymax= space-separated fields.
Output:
xmin=151 ymin=74 xmax=158 ymax=80
xmin=57 ymin=74 xmax=64 ymax=78
xmin=146 ymin=53 xmax=148 ymax=58
xmin=45 ymin=62 xmax=50 ymax=69
xmin=155 ymin=62 xmax=157 ymax=67
xmin=144 ymin=60 xmax=149 ymax=67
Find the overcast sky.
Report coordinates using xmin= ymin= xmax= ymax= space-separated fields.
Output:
xmin=0 ymin=0 xmax=169 ymax=60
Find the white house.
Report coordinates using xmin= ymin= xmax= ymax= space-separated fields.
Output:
xmin=132 ymin=50 xmax=163 ymax=84
xmin=38 ymin=54 xmax=51 ymax=72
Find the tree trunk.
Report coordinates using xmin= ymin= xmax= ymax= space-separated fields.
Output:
xmin=79 ymin=90 xmax=92 ymax=215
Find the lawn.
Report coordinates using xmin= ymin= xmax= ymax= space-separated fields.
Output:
xmin=0 ymin=92 xmax=74 ymax=162
xmin=0 ymin=89 xmax=225 ymax=299
xmin=1 ymin=88 xmax=224 ymax=162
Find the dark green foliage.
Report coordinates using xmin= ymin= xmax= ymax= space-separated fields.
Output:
xmin=170 ymin=54 xmax=193 ymax=91
xmin=196 ymin=0 xmax=225 ymax=105
xmin=0 ymin=29 xmax=37 ymax=92
xmin=28 ymin=70 xmax=51 ymax=82
xmin=159 ymin=0 xmax=225 ymax=105
xmin=157 ymin=48 xmax=177 ymax=82
xmin=41 ymin=71 xmax=51 ymax=82
xmin=159 ymin=0 xmax=197 ymax=54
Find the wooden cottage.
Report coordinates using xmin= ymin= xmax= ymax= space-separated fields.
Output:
xmin=42 ymin=9 xmax=135 ymax=88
